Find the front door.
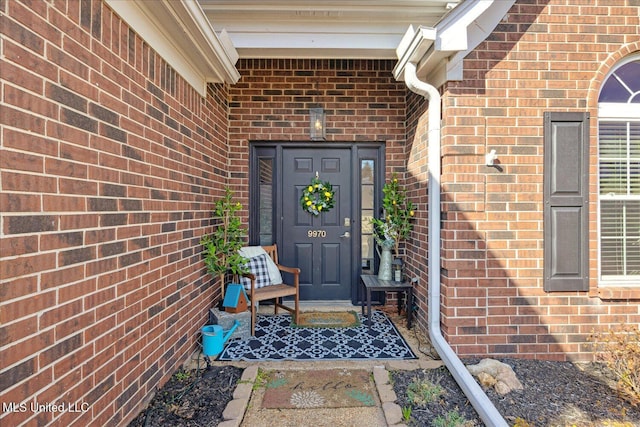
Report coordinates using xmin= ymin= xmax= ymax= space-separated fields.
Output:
xmin=250 ymin=143 xmax=384 ymax=303
xmin=281 ymin=148 xmax=352 ymax=300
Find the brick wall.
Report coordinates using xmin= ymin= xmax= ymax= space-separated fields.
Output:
xmin=404 ymin=91 xmax=430 ymax=326
xmin=226 ymin=59 xmax=410 ymax=307
xmin=405 ymin=0 xmax=640 ymax=361
xmin=2 ymin=4 xmax=639 ymax=426
xmin=227 ymin=58 xmax=407 ymax=198
xmin=1 ymin=1 xmax=227 ymax=425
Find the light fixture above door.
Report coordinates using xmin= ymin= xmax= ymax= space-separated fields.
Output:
xmin=309 ymin=107 xmax=326 ymax=141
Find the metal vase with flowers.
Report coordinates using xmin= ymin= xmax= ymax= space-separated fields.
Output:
xmin=376 ymin=239 xmax=395 ymax=280
xmin=371 ymin=174 xmax=415 ymax=281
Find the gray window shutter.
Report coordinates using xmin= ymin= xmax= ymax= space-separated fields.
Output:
xmin=543 ymin=112 xmax=590 ymax=292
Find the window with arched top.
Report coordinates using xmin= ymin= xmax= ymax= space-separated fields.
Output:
xmin=597 ymin=56 xmax=640 ymax=284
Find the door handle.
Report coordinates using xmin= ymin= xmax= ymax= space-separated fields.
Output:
xmin=339 ymin=232 xmax=351 ymax=238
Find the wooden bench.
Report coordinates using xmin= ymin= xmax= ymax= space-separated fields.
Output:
xmin=243 ymin=244 xmax=300 ymax=334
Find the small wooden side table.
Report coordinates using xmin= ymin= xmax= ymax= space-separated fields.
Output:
xmin=360 ymin=275 xmax=413 ymax=330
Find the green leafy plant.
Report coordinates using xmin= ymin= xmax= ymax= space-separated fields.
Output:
xmin=174 ymin=370 xmax=191 ymax=381
xmin=432 ymin=409 xmax=471 ymax=427
xmin=402 ymin=405 xmax=412 ymax=422
xmin=589 ymin=325 xmax=640 ymax=406
xmin=406 ymin=376 xmax=444 ymax=407
xmin=370 ymin=173 xmax=415 ymax=256
xmin=254 ymin=370 xmax=292 ymax=391
xmin=201 ymin=187 xmax=249 ymax=299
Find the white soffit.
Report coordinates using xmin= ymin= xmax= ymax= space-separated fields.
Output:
xmin=394 ymin=0 xmax=516 ymax=87
xmin=105 ymin=0 xmax=240 ymax=97
xmin=198 ymin=0 xmax=461 ymax=59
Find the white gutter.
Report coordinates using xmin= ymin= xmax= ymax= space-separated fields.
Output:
xmin=403 ymin=61 xmax=508 ymax=427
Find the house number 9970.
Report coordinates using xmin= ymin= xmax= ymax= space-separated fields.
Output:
xmin=308 ymin=230 xmax=327 ymax=238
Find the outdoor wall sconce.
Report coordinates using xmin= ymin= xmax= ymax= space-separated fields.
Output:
xmin=309 ymin=107 xmax=326 ymax=141
xmin=485 ymin=149 xmax=498 ymax=166
xmin=485 ymin=149 xmax=503 ymax=171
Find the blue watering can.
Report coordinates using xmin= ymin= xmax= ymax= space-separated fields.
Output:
xmin=201 ymin=320 xmax=239 ymax=357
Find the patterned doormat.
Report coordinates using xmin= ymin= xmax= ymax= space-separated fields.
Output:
xmin=217 ymin=310 xmax=417 ymax=361
xmin=292 ymin=311 xmax=360 ymax=328
xmin=261 ymin=369 xmax=377 ymax=409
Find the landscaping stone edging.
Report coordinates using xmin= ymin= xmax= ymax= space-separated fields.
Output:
xmin=374 ymin=365 xmax=406 ymax=427
xmin=218 ymin=365 xmax=259 ymax=427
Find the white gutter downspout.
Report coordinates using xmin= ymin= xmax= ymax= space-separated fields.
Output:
xmin=404 ymin=61 xmax=508 ymax=427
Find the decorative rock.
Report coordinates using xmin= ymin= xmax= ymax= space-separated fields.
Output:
xmin=495 ymin=380 xmax=514 ymax=395
xmin=466 ymin=358 xmax=523 ymax=395
xmin=477 ymin=371 xmax=497 ymax=388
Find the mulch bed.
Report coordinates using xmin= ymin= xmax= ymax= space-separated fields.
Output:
xmin=128 ymin=358 xmax=640 ymax=427
xmin=391 ymin=358 xmax=640 ymax=427
xmin=126 ymin=313 xmax=639 ymax=427
xmin=127 ymin=365 xmax=242 ymax=427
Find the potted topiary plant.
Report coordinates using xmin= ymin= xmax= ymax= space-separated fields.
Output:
xmin=371 ymin=174 xmax=415 ymax=280
xmin=201 ymin=187 xmax=249 ymax=303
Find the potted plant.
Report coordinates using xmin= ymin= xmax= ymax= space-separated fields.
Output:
xmin=201 ymin=187 xmax=249 ymax=302
xmin=371 ymin=174 xmax=415 ymax=280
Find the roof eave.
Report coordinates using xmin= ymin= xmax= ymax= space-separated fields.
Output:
xmin=394 ymin=0 xmax=516 ymax=88
xmin=105 ymin=0 xmax=240 ymax=97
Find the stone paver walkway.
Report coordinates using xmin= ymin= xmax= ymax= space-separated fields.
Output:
xmin=216 ymin=359 xmax=443 ymax=427
xmin=206 ymin=306 xmax=443 ymax=427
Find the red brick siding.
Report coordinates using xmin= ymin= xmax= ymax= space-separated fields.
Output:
xmin=1 ymin=1 xmax=227 ymax=425
xmin=2 ymin=4 xmax=639 ymax=426
xmin=227 ymin=59 xmax=408 ymax=306
xmin=405 ymin=0 xmax=640 ymax=361
xmin=404 ymin=90 xmax=430 ymax=322
xmin=227 ymin=58 xmax=407 ymax=195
